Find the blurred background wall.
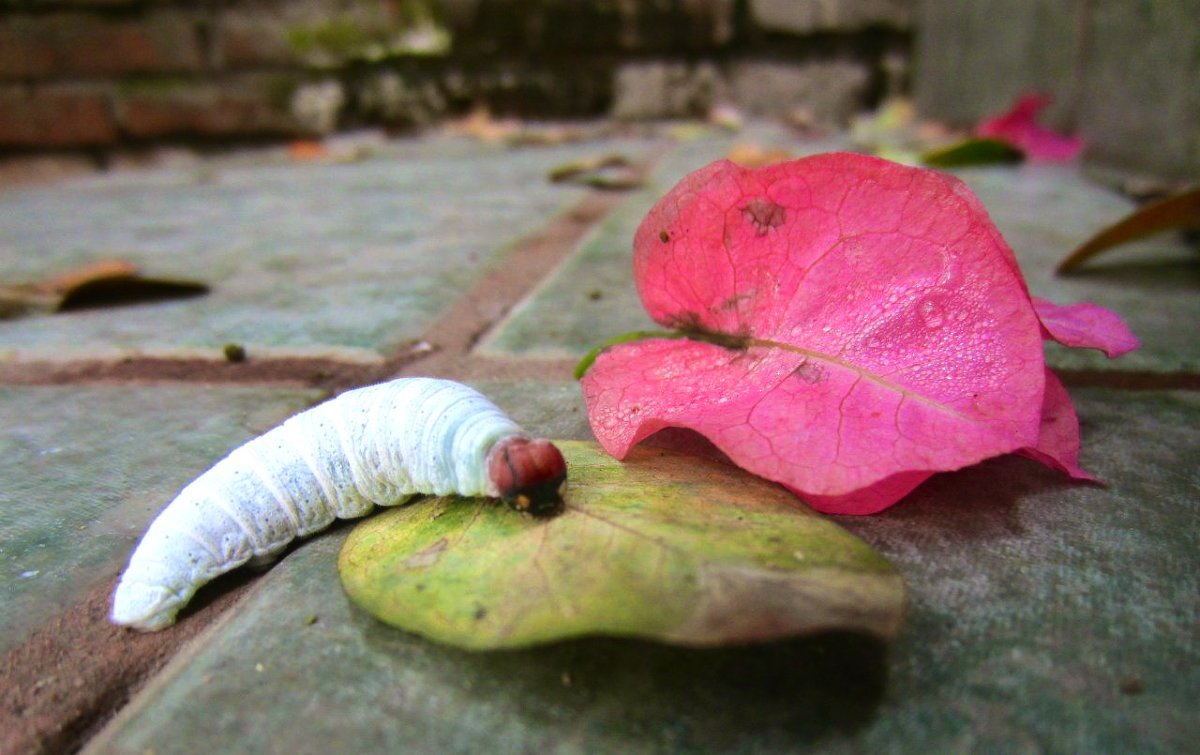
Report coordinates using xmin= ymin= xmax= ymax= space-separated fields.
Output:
xmin=915 ymin=0 xmax=1200 ymax=180
xmin=0 ymin=0 xmax=1195 ymax=177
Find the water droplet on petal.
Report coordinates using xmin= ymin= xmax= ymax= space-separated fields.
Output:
xmin=918 ymin=298 xmax=945 ymax=329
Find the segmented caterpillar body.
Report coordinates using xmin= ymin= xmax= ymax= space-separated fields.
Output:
xmin=111 ymin=378 xmax=567 ymax=631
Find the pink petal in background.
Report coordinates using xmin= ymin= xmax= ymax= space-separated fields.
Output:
xmin=976 ymin=93 xmax=1084 ymax=162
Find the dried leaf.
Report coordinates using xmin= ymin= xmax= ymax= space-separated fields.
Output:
xmin=38 ymin=258 xmax=140 ymax=294
xmin=726 ymin=143 xmax=794 ymax=168
xmin=850 ymin=97 xmax=953 ymax=160
xmin=0 ymin=259 xmax=143 ymax=318
xmin=1056 ymin=188 xmax=1200 ymax=274
xmin=850 ymin=98 xmax=917 ymax=148
xmin=339 ymin=441 xmax=904 ymax=649
xmin=547 ymin=154 xmax=631 ymax=182
xmin=0 ymin=287 xmax=58 ymax=319
xmin=547 ymin=154 xmax=641 ymax=189
xmin=708 ymin=103 xmax=745 ymax=131
xmin=444 ymin=106 xmax=522 ymax=144
xmin=57 ymin=276 xmax=209 ymax=312
xmin=0 ymin=259 xmax=208 ymax=319
xmin=288 ymin=140 xmax=331 ymax=161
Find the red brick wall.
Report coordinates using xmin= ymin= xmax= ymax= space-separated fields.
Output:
xmin=0 ymin=0 xmax=914 ymax=151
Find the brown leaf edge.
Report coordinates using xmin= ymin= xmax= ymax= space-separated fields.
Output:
xmin=0 ymin=259 xmax=210 ymax=319
xmin=1056 ymin=188 xmax=1200 ymax=274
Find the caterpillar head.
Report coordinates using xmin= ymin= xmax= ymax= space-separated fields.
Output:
xmin=487 ymin=437 xmax=567 ymax=517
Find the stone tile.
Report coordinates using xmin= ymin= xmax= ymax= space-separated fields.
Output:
xmin=0 ymin=83 xmax=119 ymax=148
xmin=913 ymin=1 xmax=1078 ymax=129
xmin=728 ymin=61 xmax=870 ymax=123
xmin=466 ymin=380 xmax=593 ymax=442
xmin=953 ymin=165 xmax=1199 ymax=373
xmin=751 ymin=0 xmax=914 ymax=33
xmin=0 ymin=137 xmax=638 ymax=359
xmin=83 ymin=388 xmax=1197 ymax=753
xmin=0 ymin=385 xmax=321 ymax=654
xmin=476 ymin=188 xmax=659 ymax=358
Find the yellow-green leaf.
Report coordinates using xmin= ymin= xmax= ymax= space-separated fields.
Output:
xmin=339 ymin=441 xmax=904 ymax=649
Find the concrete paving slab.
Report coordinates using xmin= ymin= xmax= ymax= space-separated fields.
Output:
xmin=85 ymin=388 xmax=1198 ymax=753
xmin=0 ymin=385 xmax=321 ymax=654
xmin=465 ymin=379 xmax=592 ymax=442
xmin=0 ymin=136 xmax=654 ymax=359
xmin=836 ymin=387 xmax=1200 ymax=752
xmin=476 ymin=187 xmax=659 ymax=357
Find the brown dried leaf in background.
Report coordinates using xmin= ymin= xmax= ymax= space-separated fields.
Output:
xmin=1057 ymin=188 xmax=1200 ymax=274
xmin=548 ymin=154 xmax=642 ymax=190
xmin=0 ymin=259 xmax=209 ymax=319
xmin=725 ymin=143 xmax=793 ymax=168
xmin=444 ymin=105 xmax=522 ymax=144
xmin=547 ymin=154 xmax=631 ymax=182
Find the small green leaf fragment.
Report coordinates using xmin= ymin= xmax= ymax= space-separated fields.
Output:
xmin=921 ymin=138 xmax=1025 ymax=168
xmin=574 ymin=328 xmax=754 ymax=379
xmin=573 ymin=330 xmax=687 ymax=379
xmin=339 ymin=441 xmax=904 ymax=650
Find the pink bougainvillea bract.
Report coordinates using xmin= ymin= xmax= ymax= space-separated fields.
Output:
xmin=977 ymin=93 xmax=1084 ymax=162
xmin=580 ymin=154 xmax=1136 ymax=514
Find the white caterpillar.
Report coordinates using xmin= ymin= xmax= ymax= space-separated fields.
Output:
xmin=111 ymin=378 xmax=567 ymax=631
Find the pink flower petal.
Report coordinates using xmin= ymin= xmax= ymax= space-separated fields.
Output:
xmin=582 ymin=154 xmax=1134 ymax=514
xmin=584 ymin=337 xmax=1039 ymax=504
xmin=977 ymin=93 xmax=1083 ymax=162
xmin=1018 ymin=368 xmax=1098 ymax=481
xmin=1033 ymin=297 xmax=1140 ymax=357
xmin=788 ymin=471 xmax=933 ymax=516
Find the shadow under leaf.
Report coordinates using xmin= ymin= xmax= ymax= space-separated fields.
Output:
xmin=362 ymin=620 xmax=890 ymax=750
